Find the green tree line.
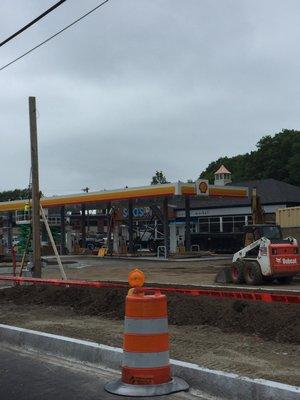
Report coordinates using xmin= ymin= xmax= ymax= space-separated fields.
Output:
xmin=200 ymin=129 xmax=300 ymax=186
xmin=0 ymin=188 xmax=31 ymax=202
xmin=0 ymin=189 xmax=44 ymax=202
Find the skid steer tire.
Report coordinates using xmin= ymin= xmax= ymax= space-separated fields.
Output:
xmin=262 ymin=276 xmax=274 ymax=284
xmin=244 ymin=261 xmax=263 ymax=285
xmin=230 ymin=261 xmax=245 ymax=284
xmin=277 ymin=276 xmax=293 ymax=284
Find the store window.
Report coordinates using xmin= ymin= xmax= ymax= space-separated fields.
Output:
xmin=198 ymin=217 xmax=209 ymax=233
xmin=233 ymin=216 xmax=245 ymax=232
xmin=190 ymin=222 xmax=198 ymax=233
xmin=210 ymin=217 xmax=220 ymax=232
xmin=223 ymin=216 xmax=233 ymax=232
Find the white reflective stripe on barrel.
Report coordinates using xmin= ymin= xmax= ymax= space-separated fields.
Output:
xmin=123 ymin=351 xmax=170 ymax=368
xmin=124 ymin=317 xmax=168 ymax=334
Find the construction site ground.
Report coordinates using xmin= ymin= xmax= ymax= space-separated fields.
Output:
xmin=1 ymin=255 xmax=300 ymax=289
xmin=0 ymin=256 xmax=299 ymax=387
xmin=39 ymin=255 xmax=300 ymax=289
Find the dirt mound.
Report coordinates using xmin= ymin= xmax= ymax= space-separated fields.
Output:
xmin=167 ymin=295 xmax=299 ymax=344
xmin=0 ymin=286 xmax=299 ymax=344
xmin=0 ymin=286 xmax=127 ymax=319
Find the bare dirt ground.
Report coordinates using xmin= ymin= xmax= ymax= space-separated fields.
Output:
xmin=1 ymin=256 xmax=300 ymax=291
xmin=0 ymin=285 xmax=299 ymax=386
xmin=43 ymin=256 xmax=230 ymax=286
xmin=41 ymin=256 xmax=300 ymax=290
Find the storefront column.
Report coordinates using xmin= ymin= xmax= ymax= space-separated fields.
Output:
xmin=60 ymin=206 xmax=66 ymax=255
xmin=185 ymin=196 xmax=191 ymax=252
xmin=128 ymin=199 xmax=134 ymax=253
xmin=7 ymin=212 xmax=13 ymax=253
xmin=106 ymin=202 xmax=113 ymax=254
xmin=163 ymin=196 xmax=170 ymax=257
xmin=81 ymin=204 xmax=86 ymax=249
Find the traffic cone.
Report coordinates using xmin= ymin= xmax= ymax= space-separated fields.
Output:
xmin=105 ymin=288 xmax=189 ymax=397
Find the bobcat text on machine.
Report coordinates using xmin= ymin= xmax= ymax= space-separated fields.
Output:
xmin=230 ymin=224 xmax=300 ymax=285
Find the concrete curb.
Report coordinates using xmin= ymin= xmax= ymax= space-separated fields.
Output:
xmin=0 ymin=324 xmax=299 ymax=400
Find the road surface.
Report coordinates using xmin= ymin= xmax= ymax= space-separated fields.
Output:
xmin=0 ymin=345 xmax=213 ymax=400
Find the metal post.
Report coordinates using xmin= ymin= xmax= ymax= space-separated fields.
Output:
xmin=82 ymin=187 xmax=90 ymax=235
xmin=87 ymin=209 xmax=90 ymax=234
xmin=128 ymin=200 xmax=134 ymax=253
xmin=185 ymin=196 xmax=191 ymax=252
xmin=29 ymin=96 xmax=41 ymax=278
xmin=12 ymin=245 xmax=17 ymax=277
xmin=106 ymin=202 xmax=113 ymax=254
xmin=7 ymin=211 xmax=13 ymax=253
xmin=81 ymin=204 xmax=86 ymax=249
xmin=163 ymin=196 xmax=170 ymax=258
xmin=60 ymin=206 xmax=66 ymax=255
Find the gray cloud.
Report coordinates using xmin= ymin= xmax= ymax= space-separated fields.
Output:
xmin=1 ymin=0 xmax=300 ymax=195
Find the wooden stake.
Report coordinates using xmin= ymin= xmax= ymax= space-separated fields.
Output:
xmin=19 ymin=229 xmax=32 ymax=277
xmin=40 ymin=205 xmax=67 ymax=280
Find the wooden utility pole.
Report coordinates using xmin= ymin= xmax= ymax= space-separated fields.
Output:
xmin=29 ymin=96 xmax=41 ymax=277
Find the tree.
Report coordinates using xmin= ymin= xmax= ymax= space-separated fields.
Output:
xmin=0 ymin=188 xmax=44 ymax=202
xmin=200 ymin=129 xmax=300 ymax=186
xmin=287 ymin=141 xmax=300 ymax=186
xmin=0 ymin=188 xmax=31 ymax=202
xmin=151 ymin=171 xmax=169 ymax=185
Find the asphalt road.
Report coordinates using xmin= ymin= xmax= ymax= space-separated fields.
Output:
xmin=0 ymin=345 xmax=212 ymax=400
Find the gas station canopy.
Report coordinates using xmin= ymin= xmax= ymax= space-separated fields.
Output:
xmin=0 ymin=181 xmax=248 ymax=212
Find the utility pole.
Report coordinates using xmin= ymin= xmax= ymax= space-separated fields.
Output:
xmin=29 ymin=96 xmax=41 ymax=277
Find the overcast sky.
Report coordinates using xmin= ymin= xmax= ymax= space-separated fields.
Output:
xmin=1 ymin=0 xmax=299 ymax=195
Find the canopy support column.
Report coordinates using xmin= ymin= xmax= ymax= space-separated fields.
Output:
xmin=60 ymin=206 xmax=66 ymax=255
xmin=81 ymin=204 xmax=86 ymax=249
xmin=163 ymin=196 xmax=170 ymax=258
xmin=185 ymin=196 xmax=191 ymax=252
xmin=128 ymin=200 xmax=134 ymax=254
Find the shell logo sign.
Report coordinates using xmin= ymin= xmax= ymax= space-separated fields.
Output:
xmin=195 ymin=179 xmax=209 ymax=196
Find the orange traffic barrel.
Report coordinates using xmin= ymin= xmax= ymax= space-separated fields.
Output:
xmin=105 ymin=289 xmax=189 ymax=397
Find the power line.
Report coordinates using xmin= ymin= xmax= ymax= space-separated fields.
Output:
xmin=0 ymin=0 xmax=67 ymax=48
xmin=0 ymin=0 xmax=110 ymax=72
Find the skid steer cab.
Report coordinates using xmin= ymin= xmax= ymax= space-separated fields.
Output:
xmin=231 ymin=224 xmax=300 ymax=285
